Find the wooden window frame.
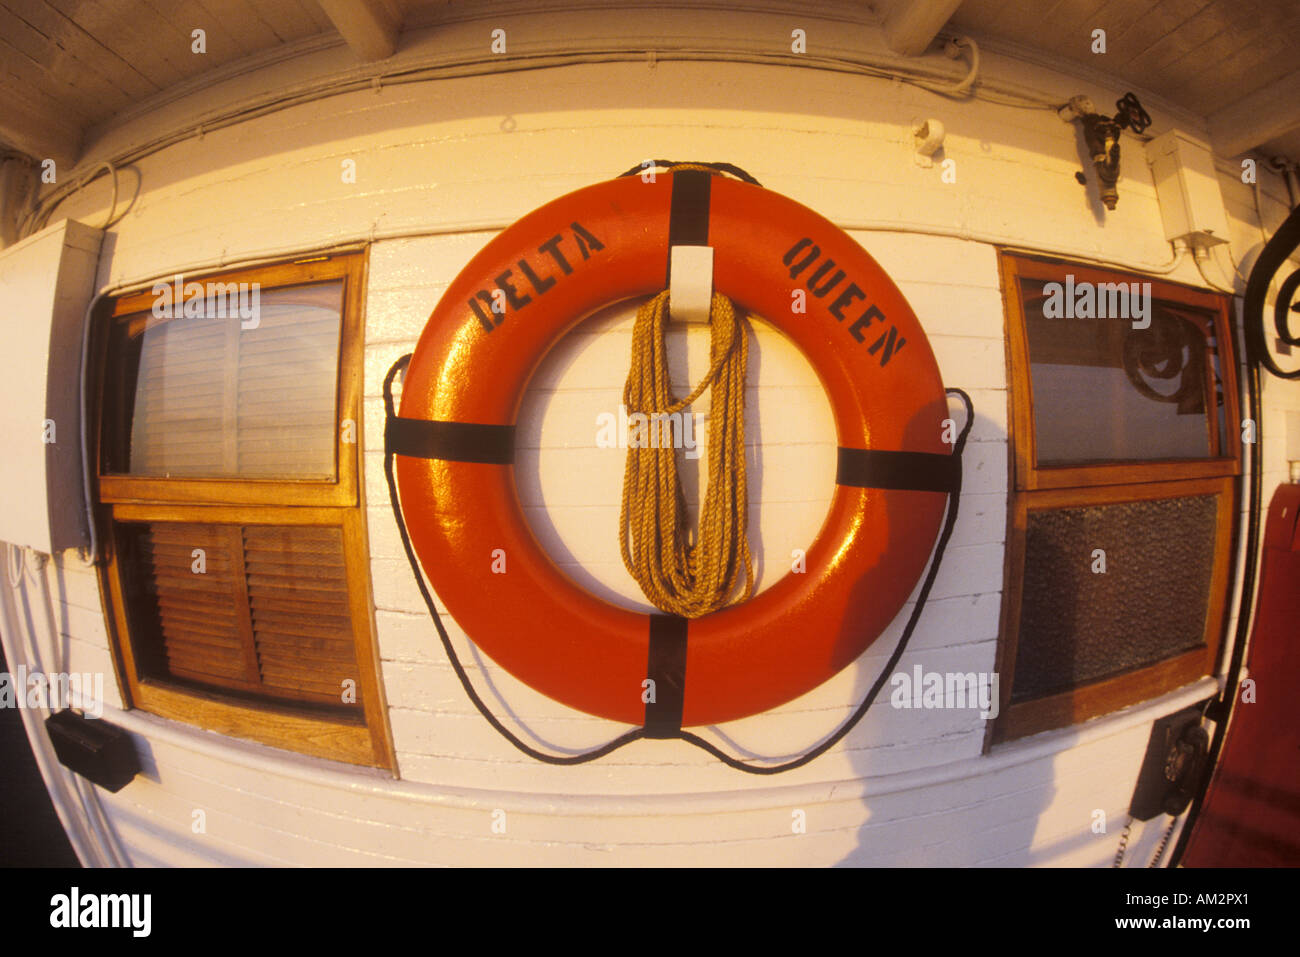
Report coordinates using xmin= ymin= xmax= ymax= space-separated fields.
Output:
xmin=92 ymin=253 xmax=395 ymax=769
xmin=97 ymin=257 xmax=361 ymax=507
xmin=990 ymin=252 xmax=1241 ymax=746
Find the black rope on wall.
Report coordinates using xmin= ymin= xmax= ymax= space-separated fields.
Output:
xmin=384 ymin=355 xmax=645 ymax=764
xmin=677 ymin=388 xmax=974 ymax=774
xmin=615 ymin=160 xmax=763 ymax=186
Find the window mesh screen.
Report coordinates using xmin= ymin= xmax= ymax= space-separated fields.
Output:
xmin=1012 ymin=495 xmax=1217 ymax=703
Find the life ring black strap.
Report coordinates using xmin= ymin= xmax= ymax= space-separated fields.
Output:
xmin=386 ymin=416 xmax=515 ymax=465
xmin=835 ymin=447 xmax=961 ymax=493
xmin=666 ymin=168 xmax=712 ymax=266
xmin=644 ymin=614 xmax=689 ymax=737
xmin=649 ymin=168 xmax=707 ymax=731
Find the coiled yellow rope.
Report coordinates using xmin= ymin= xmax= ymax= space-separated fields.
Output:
xmin=619 ymin=289 xmax=755 ymax=617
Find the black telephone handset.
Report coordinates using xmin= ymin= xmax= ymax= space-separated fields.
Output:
xmin=1129 ymin=705 xmax=1211 ymax=821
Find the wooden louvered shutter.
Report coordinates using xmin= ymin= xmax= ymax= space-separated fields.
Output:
xmin=130 ymin=523 xmax=252 ymax=687
xmin=242 ymin=525 xmax=359 ymax=705
xmin=123 ymin=521 xmax=362 ymax=711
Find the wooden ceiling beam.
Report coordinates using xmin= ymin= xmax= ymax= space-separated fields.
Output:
xmin=0 ymin=93 xmax=81 ymax=168
xmin=1209 ymin=68 xmax=1300 ymax=158
xmin=882 ymin=0 xmax=966 ymax=56
xmin=316 ymin=0 xmax=401 ymax=61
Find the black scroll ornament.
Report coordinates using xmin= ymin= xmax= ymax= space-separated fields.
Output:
xmin=1245 ymin=202 xmax=1300 ymax=380
xmin=1121 ymin=309 xmax=1207 ymax=416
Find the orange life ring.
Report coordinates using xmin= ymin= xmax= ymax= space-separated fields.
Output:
xmin=392 ymin=168 xmax=955 ymax=729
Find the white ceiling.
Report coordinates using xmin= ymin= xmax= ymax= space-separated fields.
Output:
xmin=2 ymin=0 xmax=1299 ymax=164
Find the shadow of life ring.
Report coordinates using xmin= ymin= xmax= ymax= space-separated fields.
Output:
xmin=391 ymin=169 xmax=956 ymax=729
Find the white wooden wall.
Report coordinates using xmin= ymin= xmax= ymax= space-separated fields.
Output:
xmin=13 ymin=8 xmax=1300 ymax=866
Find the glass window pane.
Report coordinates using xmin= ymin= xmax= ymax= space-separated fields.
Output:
xmin=112 ymin=280 xmax=343 ymax=479
xmin=1020 ymin=278 xmax=1218 ymax=465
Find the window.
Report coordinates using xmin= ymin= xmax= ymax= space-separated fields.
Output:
xmin=93 ymin=253 xmax=393 ymax=768
xmin=992 ymin=253 xmax=1240 ymax=744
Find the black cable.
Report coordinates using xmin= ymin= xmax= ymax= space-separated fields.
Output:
xmin=676 ymin=388 xmax=974 ymax=773
xmin=385 ymin=352 xmax=972 ymax=771
xmin=1148 ymin=814 xmax=1177 ymax=868
xmin=615 ymin=160 xmax=763 ymax=186
xmin=384 ymin=355 xmax=645 ymax=764
xmin=1168 ymin=354 xmax=1261 ymax=865
xmin=1168 ymin=206 xmax=1293 ymax=862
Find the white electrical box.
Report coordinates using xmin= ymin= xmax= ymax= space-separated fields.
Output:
xmin=1145 ymin=129 xmax=1231 ymax=249
xmin=0 ymin=219 xmax=103 ymax=554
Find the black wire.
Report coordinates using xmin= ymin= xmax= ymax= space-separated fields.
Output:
xmin=1168 ymin=356 xmax=1262 ymax=865
xmin=384 ymin=355 xmax=645 ymax=764
xmin=1169 ymin=205 xmax=1297 ymax=863
xmin=385 ymin=352 xmax=972 ymax=772
xmin=1148 ymin=815 xmax=1177 ymax=868
xmin=677 ymin=388 xmax=975 ymax=773
xmin=615 ymin=160 xmax=763 ymax=186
